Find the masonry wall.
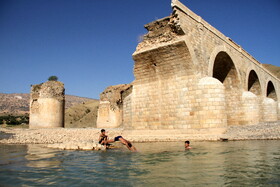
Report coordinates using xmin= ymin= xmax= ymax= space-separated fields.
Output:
xmin=240 ymin=91 xmax=260 ymax=125
xmin=123 ymin=91 xmax=132 ymax=128
xmin=131 ymin=41 xmax=201 ymax=129
xmin=96 ymin=84 xmax=131 ymax=128
xmin=171 ymin=0 xmax=280 ymax=125
xmin=29 ymin=81 xmax=65 ymax=129
xmin=262 ymin=98 xmax=278 ymax=122
xmin=98 ymin=0 xmax=280 ymax=131
xmin=197 ymin=77 xmax=227 ymax=128
xmin=96 ymin=101 xmax=122 ymax=128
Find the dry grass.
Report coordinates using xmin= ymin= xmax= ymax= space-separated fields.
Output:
xmin=65 ymin=100 xmax=99 ymax=128
xmin=262 ymin=64 xmax=280 ymax=78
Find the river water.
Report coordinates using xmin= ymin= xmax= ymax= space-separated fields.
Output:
xmin=0 ymin=141 xmax=279 ymax=186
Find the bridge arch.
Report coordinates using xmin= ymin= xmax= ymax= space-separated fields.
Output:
xmin=241 ymin=69 xmax=262 ymax=125
xmin=208 ymin=46 xmax=241 ymax=81
xmin=212 ymin=51 xmax=239 ymax=85
xmin=262 ymin=80 xmax=278 ymax=122
xmin=247 ymin=70 xmax=262 ymax=96
xmin=208 ymin=46 xmax=226 ymax=77
xmin=266 ymin=80 xmax=277 ymax=101
xmin=208 ymin=48 xmax=242 ymax=126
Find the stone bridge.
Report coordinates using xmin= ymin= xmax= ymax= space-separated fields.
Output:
xmin=97 ymin=0 xmax=279 ymax=132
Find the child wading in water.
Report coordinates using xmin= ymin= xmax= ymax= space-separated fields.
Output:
xmin=185 ymin=140 xmax=192 ymax=149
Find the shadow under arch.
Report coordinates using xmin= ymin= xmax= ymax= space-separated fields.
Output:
xmin=267 ymin=81 xmax=277 ymax=101
xmin=208 ymin=46 xmax=241 ymax=80
xmin=211 ymin=51 xmax=241 ymax=89
xmin=247 ymin=70 xmax=262 ymax=96
xmin=210 ymin=50 xmax=242 ymax=126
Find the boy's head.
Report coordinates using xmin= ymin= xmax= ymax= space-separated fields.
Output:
xmin=185 ymin=140 xmax=190 ymax=145
xmin=101 ymin=129 xmax=105 ymax=133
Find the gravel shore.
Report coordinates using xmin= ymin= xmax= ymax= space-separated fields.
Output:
xmin=224 ymin=121 xmax=280 ymax=140
xmin=0 ymin=121 xmax=279 ymax=149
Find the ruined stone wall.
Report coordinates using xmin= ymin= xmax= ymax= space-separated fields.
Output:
xmin=132 ymin=41 xmax=200 ymax=129
xmin=29 ymin=81 xmax=65 ymax=129
xmin=127 ymin=5 xmax=228 ymax=130
xmin=96 ymin=84 xmax=131 ymax=128
xmin=97 ymin=0 xmax=279 ymax=132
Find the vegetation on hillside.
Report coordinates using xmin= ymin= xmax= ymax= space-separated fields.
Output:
xmin=0 ymin=115 xmax=29 ymax=125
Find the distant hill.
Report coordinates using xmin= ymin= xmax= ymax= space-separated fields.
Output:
xmin=262 ymin=64 xmax=280 ymax=79
xmin=65 ymin=100 xmax=99 ymax=128
xmin=1 ymin=63 xmax=278 ymax=127
xmin=0 ymin=93 xmax=97 ymax=115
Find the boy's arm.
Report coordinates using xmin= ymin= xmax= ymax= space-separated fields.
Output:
xmin=98 ymin=134 xmax=102 ymax=141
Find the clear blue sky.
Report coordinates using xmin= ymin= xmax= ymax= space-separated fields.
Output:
xmin=1 ymin=0 xmax=279 ymax=99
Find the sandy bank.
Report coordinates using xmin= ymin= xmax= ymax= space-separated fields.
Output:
xmin=0 ymin=121 xmax=279 ymax=150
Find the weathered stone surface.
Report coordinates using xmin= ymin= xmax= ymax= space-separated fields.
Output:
xmin=97 ymin=0 xmax=280 ymax=133
xmin=240 ymin=91 xmax=259 ymax=125
xmin=29 ymin=81 xmax=65 ymax=129
xmin=97 ymin=84 xmax=132 ymax=128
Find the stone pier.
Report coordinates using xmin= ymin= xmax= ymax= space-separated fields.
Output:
xmin=97 ymin=84 xmax=132 ymax=128
xmin=29 ymin=81 xmax=65 ymax=129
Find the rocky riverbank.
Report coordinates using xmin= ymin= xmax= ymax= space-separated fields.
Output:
xmin=224 ymin=121 xmax=280 ymax=140
xmin=0 ymin=121 xmax=279 ymax=150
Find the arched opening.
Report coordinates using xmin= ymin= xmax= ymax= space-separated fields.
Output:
xmin=213 ymin=52 xmax=237 ymax=84
xmin=267 ymin=81 xmax=277 ymax=101
xmin=212 ymin=51 xmax=241 ymax=126
xmin=248 ymin=70 xmax=261 ymax=96
xmin=262 ymin=81 xmax=278 ymax=122
xmin=246 ymin=70 xmax=261 ymax=124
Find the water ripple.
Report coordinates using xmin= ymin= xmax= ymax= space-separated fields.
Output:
xmin=0 ymin=140 xmax=279 ymax=186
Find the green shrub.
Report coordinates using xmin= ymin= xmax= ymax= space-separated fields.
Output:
xmin=48 ymin=76 xmax=58 ymax=81
xmin=0 ymin=115 xmax=29 ymax=125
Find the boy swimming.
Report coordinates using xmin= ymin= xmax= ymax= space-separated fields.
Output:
xmin=185 ymin=140 xmax=192 ymax=149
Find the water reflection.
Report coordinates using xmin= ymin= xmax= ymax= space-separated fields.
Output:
xmin=25 ymin=144 xmax=62 ymax=168
xmin=0 ymin=141 xmax=279 ymax=186
xmin=0 ymin=144 xmax=28 ymax=166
